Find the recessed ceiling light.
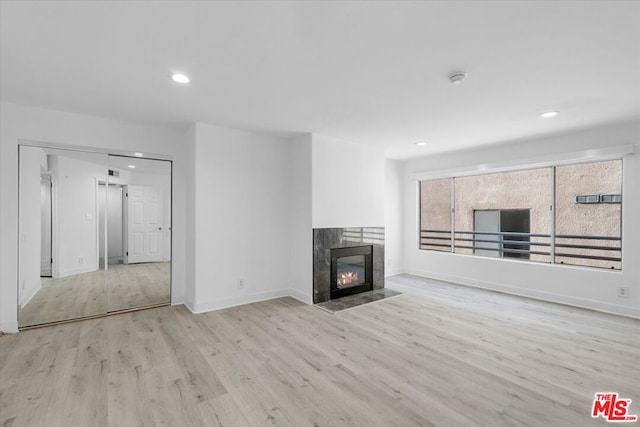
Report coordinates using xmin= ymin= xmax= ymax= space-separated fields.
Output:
xmin=133 ymin=152 xmax=143 ymax=157
xmin=540 ymin=111 xmax=559 ymax=118
xmin=128 ymin=165 xmax=136 ymax=169
xmin=171 ymin=73 xmax=190 ymax=84
xmin=415 ymin=141 xmax=427 ymax=146
xmin=449 ymin=72 xmax=467 ymax=85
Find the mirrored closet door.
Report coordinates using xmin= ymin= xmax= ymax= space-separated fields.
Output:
xmin=104 ymin=155 xmax=172 ymax=313
xmin=18 ymin=145 xmax=172 ymax=328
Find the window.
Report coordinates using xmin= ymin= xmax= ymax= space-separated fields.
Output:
xmin=419 ymin=178 xmax=451 ymax=252
xmin=418 ymin=159 xmax=622 ymax=270
xmin=555 ymin=160 xmax=622 ymax=269
xmin=453 ymin=168 xmax=552 ymax=263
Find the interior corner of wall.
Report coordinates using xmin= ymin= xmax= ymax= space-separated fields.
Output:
xmin=288 ymin=288 xmax=313 ymax=305
xmin=182 ymin=296 xmax=196 ymax=313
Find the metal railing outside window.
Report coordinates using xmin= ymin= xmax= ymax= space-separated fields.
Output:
xmin=419 ymin=229 xmax=621 ymax=267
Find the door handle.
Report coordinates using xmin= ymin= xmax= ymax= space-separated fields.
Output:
xmin=158 ymin=227 xmax=162 ymax=231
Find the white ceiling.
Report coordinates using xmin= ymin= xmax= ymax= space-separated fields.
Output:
xmin=36 ymin=147 xmax=170 ymax=175
xmin=1 ymin=1 xmax=638 ymax=159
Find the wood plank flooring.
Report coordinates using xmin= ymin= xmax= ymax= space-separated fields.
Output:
xmin=2 ymin=274 xmax=638 ymax=426
xmin=19 ymin=262 xmax=170 ymax=327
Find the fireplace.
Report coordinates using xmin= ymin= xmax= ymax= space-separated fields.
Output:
xmin=330 ymin=246 xmax=373 ymax=299
xmin=313 ymin=227 xmax=384 ymax=303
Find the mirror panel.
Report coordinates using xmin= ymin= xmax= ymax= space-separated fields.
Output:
xmin=105 ymin=155 xmax=172 ymax=312
xmin=18 ymin=147 xmax=172 ymax=328
xmin=19 ymin=146 xmax=108 ymax=327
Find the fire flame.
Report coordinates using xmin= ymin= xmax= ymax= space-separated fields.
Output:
xmin=337 ymin=271 xmax=359 ymax=287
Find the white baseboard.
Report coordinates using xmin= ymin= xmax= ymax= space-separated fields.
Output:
xmin=183 ymin=298 xmax=196 ymax=313
xmin=385 ymin=268 xmax=405 ymax=277
xmin=171 ymin=295 xmax=185 ymax=306
xmin=6 ymin=288 xmax=308 ymax=333
xmin=57 ymin=265 xmax=98 ymax=278
xmin=287 ymin=288 xmax=313 ymax=305
xmin=405 ymin=269 xmax=640 ymax=319
xmin=185 ymin=288 xmax=312 ymax=314
xmin=190 ymin=289 xmax=291 ymax=314
xmin=0 ymin=321 xmax=19 ymax=333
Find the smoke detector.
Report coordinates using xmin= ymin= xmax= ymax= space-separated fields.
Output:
xmin=449 ymin=72 xmax=467 ymax=85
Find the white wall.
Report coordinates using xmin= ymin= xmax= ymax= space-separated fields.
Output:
xmin=185 ymin=124 xmax=196 ymax=309
xmin=288 ymin=134 xmax=313 ymax=303
xmin=183 ymin=130 xmax=386 ymax=310
xmin=403 ymin=121 xmax=640 ymax=318
xmin=0 ymin=102 xmax=187 ymax=332
xmin=1 ymin=104 xmax=390 ymax=331
xmin=186 ymin=122 xmax=302 ymax=312
xmin=384 ymin=158 xmax=404 ymax=277
xmin=311 ymin=134 xmax=385 ymax=228
xmin=53 ymin=154 xmax=104 ymax=277
xmin=18 ymin=146 xmax=47 ymax=307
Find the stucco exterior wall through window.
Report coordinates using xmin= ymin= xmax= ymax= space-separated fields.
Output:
xmin=419 ymin=160 xmax=622 ymax=269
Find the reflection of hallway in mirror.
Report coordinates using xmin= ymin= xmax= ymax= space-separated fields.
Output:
xmin=19 ymin=146 xmax=173 ymax=328
xmin=99 ymin=184 xmax=124 ymax=267
xmin=19 ymin=262 xmax=170 ymax=327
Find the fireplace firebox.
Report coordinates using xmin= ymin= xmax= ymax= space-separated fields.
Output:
xmin=330 ymin=246 xmax=373 ymax=299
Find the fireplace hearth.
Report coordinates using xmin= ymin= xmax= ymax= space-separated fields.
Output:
xmin=313 ymin=227 xmax=384 ymax=303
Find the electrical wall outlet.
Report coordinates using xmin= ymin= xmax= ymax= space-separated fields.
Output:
xmin=617 ymin=287 xmax=629 ymax=298
xmin=237 ymin=279 xmax=245 ymax=289
xmin=78 ymin=256 xmax=84 ymax=265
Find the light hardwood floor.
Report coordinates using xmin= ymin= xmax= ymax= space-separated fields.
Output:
xmin=2 ymin=274 xmax=638 ymax=426
xmin=19 ymin=262 xmax=170 ymax=327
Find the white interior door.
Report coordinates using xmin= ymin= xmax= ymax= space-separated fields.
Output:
xmin=124 ymin=185 xmax=164 ymax=264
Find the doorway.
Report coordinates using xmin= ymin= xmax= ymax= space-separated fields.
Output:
xmin=123 ymin=185 xmax=165 ymax=264
xmin=40 ymin=173 xmax=52 ymax=277
xmin=98 ymin=183 xmax=124 ymax=268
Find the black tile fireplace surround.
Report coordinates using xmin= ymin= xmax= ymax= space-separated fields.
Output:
xmin=313 ymin=227 xmax=384 ymax=304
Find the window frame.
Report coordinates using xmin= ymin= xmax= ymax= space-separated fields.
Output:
xmin=417 ymin=156 xmax=625 ymax=271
